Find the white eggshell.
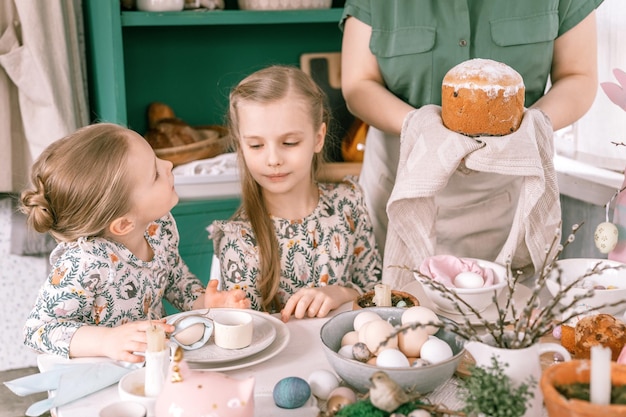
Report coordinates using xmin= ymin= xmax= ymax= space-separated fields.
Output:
xmin=363 ymin=319 xmax=398 ymax=355
xmin=454 ymin=271 xmax=484 ymax=289
xmin=594 ymin=222 xmax=619 ymax=254
xmin=397 ymin=326 xmax=429 ymax=358
xmin=353 ymin=311 xmax=382 ymax=332
xmin=174 ymin=323 xmax=205 ymax=345
xmin=341 ymin=330 xmax=359 ymax=346
xmin=338 ymin=344 xmax=354 ymax=359
xmin=376 ymin=348 xmax=410 ymax=368
xmin=307 ymin=369 xmax=340 ymax=400
xmin=419 ymin=337 xmax=453 ymax=364
xmin=401 ymin=306 xmax=441 ymax=335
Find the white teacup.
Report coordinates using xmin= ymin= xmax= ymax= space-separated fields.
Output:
xmin=213 ymin=311 xmax=253 ymax=349
xmin=100 ymin=401 xmax=147 ymax=417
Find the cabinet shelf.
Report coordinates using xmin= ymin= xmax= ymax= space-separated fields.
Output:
xmin=121 ymin=8 xmax=344 ymax=26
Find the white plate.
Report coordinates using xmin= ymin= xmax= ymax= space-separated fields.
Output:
xmin=402 ymin=280 xmax=533 ymax=325
xmin=165 ymin=309 xmax=276 ymax=364
xmin=187 ymin=312 xmax=290 ymax=372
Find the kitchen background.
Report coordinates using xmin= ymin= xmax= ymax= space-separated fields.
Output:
xmin=0 ymin=0 xmax=625 ymax=373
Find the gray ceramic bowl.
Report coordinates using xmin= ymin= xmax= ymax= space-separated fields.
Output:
xmin=320 ymin=307 xmax=464 ymax=393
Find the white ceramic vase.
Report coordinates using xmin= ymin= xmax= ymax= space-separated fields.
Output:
xmin=464 ymin=335 xmax=572 ymax=417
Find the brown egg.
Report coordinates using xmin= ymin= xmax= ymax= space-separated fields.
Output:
xmin=398 ymin=326 xmax=429 ymax=357
xmin=362 ymin=319 xmax=398 ymax=355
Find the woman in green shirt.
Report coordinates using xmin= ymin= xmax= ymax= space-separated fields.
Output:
xmin=340 ymin=0 xmax=603 ymax=281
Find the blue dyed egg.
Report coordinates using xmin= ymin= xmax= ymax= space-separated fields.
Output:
xmin=273 ymin=377 xmax=311 ymax=409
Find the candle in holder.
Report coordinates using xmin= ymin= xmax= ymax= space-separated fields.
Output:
xmin=590 ymin=344 xmax=611 ymax=405
xmin=373 ymin=283 xmax=392 ymax=307
xmin=145 ymin=323 xmax=169 ymax=398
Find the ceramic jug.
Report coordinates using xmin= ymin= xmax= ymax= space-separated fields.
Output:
xmin=464 ymin=336 xmax=572 ymax=417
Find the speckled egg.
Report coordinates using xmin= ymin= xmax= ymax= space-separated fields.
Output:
xmin=307 ymin=370 xmax=339 ymax=400
xmin=594 ymin=222 xmax=619 ymax=253
xmin=273 ymin=377 xmax=311 ymax=409
xmin=352 ymin=342 xmax=372 ymax=362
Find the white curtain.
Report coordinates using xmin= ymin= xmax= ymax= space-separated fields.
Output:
xmin=0 ymin=0 xmax=89 ymax=192
xmin=555 ymin=0 xmax=626 ymax=172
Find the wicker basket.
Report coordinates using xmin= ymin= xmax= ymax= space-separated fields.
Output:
xmin=154 ymin=126 xmax=229 ymax=167
xmin=238 ymin=0 xmax=331 ymax=10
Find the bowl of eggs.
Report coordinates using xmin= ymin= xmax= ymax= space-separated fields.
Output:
xmin=414 ymin=257 xmax=508 ymax=314
xmin=320 ymin=306 xmax=464 ymax=393
xmin=545 ymin=258 xmax=626 ymax=315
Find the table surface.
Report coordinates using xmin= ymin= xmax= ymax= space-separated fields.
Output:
xmin=39 ymin=284 xmax=552 ymax=417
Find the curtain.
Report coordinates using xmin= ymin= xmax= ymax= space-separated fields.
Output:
xmin=555 ymin=0 xmax=626 ymax=172
xmin=0 ymin=0 xmax=89 ymax=192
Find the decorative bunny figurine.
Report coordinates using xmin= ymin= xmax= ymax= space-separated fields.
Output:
xmin=599 ymin=68 xmax=626 ymax=261
xmin=155 ymin=347 xmax=255 ymax=417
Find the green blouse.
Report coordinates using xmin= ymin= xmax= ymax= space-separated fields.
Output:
xmin=340 ymin=0 xmax=603 ymax=108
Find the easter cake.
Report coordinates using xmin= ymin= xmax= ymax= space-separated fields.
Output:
xmin=441 ymin=58 xmax=525 ymax=137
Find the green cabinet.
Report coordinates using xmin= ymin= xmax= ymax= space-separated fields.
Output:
xmin=82 ymin=1 xmax=345 ymax=312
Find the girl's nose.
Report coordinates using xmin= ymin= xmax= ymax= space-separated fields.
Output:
xmin=267 ymin=146 xmax=282 ymax=167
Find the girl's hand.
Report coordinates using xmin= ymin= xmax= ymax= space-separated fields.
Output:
xmin=71 ymin=319 xmax=174 ymax=363
xmin=203 ymin=280 xmax=251 ymax=309
xmin=280 ymin=285 xmax=359 ymax=322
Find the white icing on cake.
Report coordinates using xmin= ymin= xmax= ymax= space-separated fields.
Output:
xmin=443 ymin=58 xmax=524 ymax=98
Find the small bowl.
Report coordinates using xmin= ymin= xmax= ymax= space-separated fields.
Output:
xmin=414 ymin=258 xmax=508 ymax=314
xmin=212 ymin=310 xmax=254 ymax=350
xmin=541 ymin=359 xmax=626 ymax=416
xmin=353 ymin=290 xmax=419 ymax=310
xmin=320 ymin=307 xmax=464 ymax=393
xmin=118 ymin=368 xmax=156 ymax=417
xmin=136 ymin=0 xmax=184 ymax=11
xmin=545 ymin=258 xmax=626 ymax=315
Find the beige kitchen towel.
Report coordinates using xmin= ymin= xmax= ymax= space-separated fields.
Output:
xmin=383 ymin=105 xmax=561 ymax=289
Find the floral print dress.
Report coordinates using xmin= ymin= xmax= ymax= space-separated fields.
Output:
xmin=23 ymin=213 xmax=204 ymax=358
xmin=210 ymin=178 xmax=381 ymax=312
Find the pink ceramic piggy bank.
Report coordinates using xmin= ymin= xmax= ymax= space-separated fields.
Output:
xmin=155 ymin=359 xmax=254 ymax=417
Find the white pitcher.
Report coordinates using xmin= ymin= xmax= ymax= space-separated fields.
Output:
xmin=464 ymin=335 xmax=572 ymax=417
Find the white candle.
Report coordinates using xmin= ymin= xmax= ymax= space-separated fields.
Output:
xmin=145 ymin=324 xmax=168 ymax=398
xmin=373 ymin=283 xmax=392 ymax=307
xmin=590 ymin=345 xmax=612 ymax=405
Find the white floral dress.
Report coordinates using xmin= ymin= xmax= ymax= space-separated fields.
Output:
xmin=23 ymin=213 xmax=204 ymax=358
xmin=210 ymin=179 xmax=381 ymax=312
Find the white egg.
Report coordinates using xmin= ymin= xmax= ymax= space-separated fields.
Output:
xmin=454 ymin=271 xmax=485 ymax=289
xmin=401 ymin=306 xmax=440 ymax=335
xmin=376 ymin=348 xmax=410 ymax=368
xmin=307 ymin=369 xmax=339 ymax=400
xmin=419 ymin=337 xmax=453 ymax=364
xmin=338 ymin=344 xmax=354 ymax=359
xmin=594 ymin=222 xmax=619 ymax=254
xmin=353 ymin=311 xmax=382 ymax=332
xmin=408 ymin=410 xmax=432 ymax=417
xmin=341 ymin=330 xmax=359 ymax=346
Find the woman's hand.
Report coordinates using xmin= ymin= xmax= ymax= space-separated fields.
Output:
xmin=280 ymin=285 xmax=358 ymax=322
xmin=70 ymin=319 xmax=174 ymax=363
xmin=202 ymin=280 xmax=251 ymax=309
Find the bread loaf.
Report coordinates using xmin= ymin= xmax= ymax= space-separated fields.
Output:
xmin=441 ymin=58 xmax=525 ymax=137
xmin=573 ymin=313 xmax=626 ymax=361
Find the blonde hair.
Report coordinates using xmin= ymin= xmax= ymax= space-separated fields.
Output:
xmin=227 ymin=65 xmax=330 ymax=312
xmin=20 ymin=123 xmax=134 ymax=243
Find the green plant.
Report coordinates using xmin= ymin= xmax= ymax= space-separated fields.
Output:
xmin=459 ymin=356 xmax=535 ymax=417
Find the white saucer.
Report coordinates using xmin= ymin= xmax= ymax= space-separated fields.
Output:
xmin=402 ymin=280 xmax=533 ymax=325
xmin=165 ymin=308 xmax=276 ymax=364
xmin=187 ymin=311 xmax=290 ymax=372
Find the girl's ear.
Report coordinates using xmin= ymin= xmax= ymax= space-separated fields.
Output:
xmin=108 ymin=216 xmax=135 ymax=237
xmin=314 ymin=122 xmax=326 ymax=153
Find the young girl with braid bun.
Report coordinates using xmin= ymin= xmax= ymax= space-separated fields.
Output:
xmin=209 ymin=65 xmax=381 ymax=322
xmin=21 ymin=123 xmax=249 ymax=363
